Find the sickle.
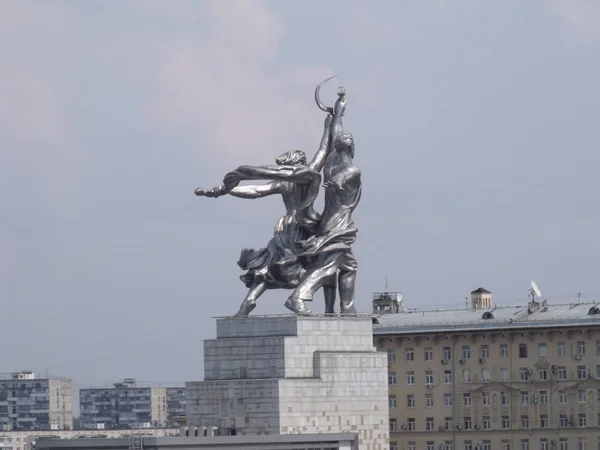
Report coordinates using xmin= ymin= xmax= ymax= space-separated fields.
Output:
xmin=314 ymin=75 xmax=337 ymax=114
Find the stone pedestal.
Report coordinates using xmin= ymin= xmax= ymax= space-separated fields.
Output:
xmin=186 ymin=315 xmax=389 ymax=449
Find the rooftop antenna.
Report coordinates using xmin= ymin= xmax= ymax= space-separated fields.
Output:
xmin=578 ymin=292 xmax=582 ymax=303
xmin=385 ymin=277 xmax=389 ymax=293
xmin=529 ymin=280 xmax=542 ymax=302
xmin=465 ymin=297 xmax=469 ymax=309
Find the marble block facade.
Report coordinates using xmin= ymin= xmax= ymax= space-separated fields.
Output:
xmin=185 ymin=315 xmax=389 ymax=450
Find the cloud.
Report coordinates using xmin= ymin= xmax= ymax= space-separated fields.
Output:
xmin=129 ymin=0 xmax=334 ymax=164
xmin=550 ymin=0 xmax=600 ymax=40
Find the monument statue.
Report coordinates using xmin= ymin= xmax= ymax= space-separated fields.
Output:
xmin=194 ymin=78 xmax=361 ymax=316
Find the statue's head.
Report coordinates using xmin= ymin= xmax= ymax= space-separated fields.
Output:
xmin=334 ymin=133 xmax=355 ymax=158
xmin=276 ymin=149 xmax=307 ymax=166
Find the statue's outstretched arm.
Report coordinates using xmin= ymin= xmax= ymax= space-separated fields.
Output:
xmin=307 ymin=114 xmax=333 ymax=172
xmin=228 ymin=182 xmax=281 ymax=199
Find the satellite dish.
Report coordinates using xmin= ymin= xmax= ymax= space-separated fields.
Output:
xmin=530 ymin=280 xmax=542 ymax=300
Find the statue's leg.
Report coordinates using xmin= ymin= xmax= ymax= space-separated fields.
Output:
xmin=324 ymin=275 xmax=338 ymax=314
xmin=285 ymin=252 xmax=341 ymax=315
xmin=338 ymin=251 xmax=358 ymax=315
xmin=234 ymin=282 xmax=267 ymax=317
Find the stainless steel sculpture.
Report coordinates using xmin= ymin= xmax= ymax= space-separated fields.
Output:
xmin=195 ymin=78 xmax=361 ymax=316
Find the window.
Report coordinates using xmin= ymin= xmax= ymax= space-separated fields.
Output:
xmin=540 ymin=439 xmax=549 ymax=450
xmin=481 ymin=368 xmax=490 ymax=382
xmin=388 ymin=371 xmax=397 ymax=385
xmin=445 ymin=442 xmax=453 ymax=450
xmin=406 ymin=371 xmax=414 ymax=385
xmin=539 ymin=390 xmax=548 ymax=404
xmin=463 ymin=393 xmax=472 ymax=407
xmin=390 ymin=443 xmax=398 ymax=450
xmin=425 ymin=370 xmax=434 ymax=385
xmin=501 ymin=368 xmax=509 ymax=381
xmin=387 ymin=349 xmax=396 ymax=364
xmin=500 ymin=343 xmax=509 ymax=358
xmin=559 ymin=439 xmax=567 ymax=450
xmin=444 ymin=393 xmax=453 ymax=407
xmin=501 ymin=391 xmax=510 ymax=405
xmin=596 ymin=364 xmax=600 ymax=378
xmin=538 ymin=343 xmax=548 ymax=357
xmin=465 ymin=441 xmax=473 ymax=450
xmin=426 ymin=418 xmax=434 ymax=431
xmin=540 ymin=414 xmax=548 ymax=428
xmin=407 ymin=394 xmax=415 ymax=408
xmin=559 ymin=390 xmax=567 ymax=403
xmin=389 ymin=418 xmax=398 ymax=432
xmin=520 ymin=391 xmax=529 ymax=405
xmin=425 ymin=418 xmax=434 ymax=431
xmin=519 ymin=343 xmax=528 ymax=358
xmin=443 ymin=346 xmax=452 ymax=360
xmin=482 ymin=415 xmax=490 ymax=429
xmin=558 ymin=366 xmax=567 ymax=380
xmin=539 ymin=368 xmax=547 ymax=381
xmin=387 ymin=394 xmax=397 ymax=409
xmin=408 ymin=443 xmax=416 ymax=450
xmin=444 ymin=417 xmax=453 ymax=430
xmin=596 ymin=340 xmax=600 ymax=355
xmin=405 ymin=347 xmax=415 ymax=362
xmin=502 ymin=415 xmax=510 ymax=429
xmin=577 ymin=439 xmax=585 ymax=450
xmin=597 ymin=412 xmax=600 ymax=427
xmin=520 ymin=367 xmax=530 ymax=381
xmin=480 ymin=344 xmax=490 ymax=359
xmin=502 ymin=441 xmax=511 ymax=450
xmin=407 ymin=418 xmax=415 ymax=431
xmin=424 ymin=347 xmax=433 ymax=361
xmin=462 ymin=345 xmax=471 ymax=360
xmin=579 ymin=413 xmax=587 ymax=427
xmin=579 ymin=389 xmax=587 ymax=402
xmin=520 ymin=414 xmax=529 ymax=428
xmin=425 ymin=393 xmax=434 ymax=408
xmin=577 ymin=341 xmax=586 ymax=356
xmin=463 ymin=369 xmax=471 ymax=383
xmin=444 ymin=370 xmax=453 ymax=384
xmin=426 ymin=442 xmax=434 ymax=450
xmin=483 ymin=442 xmax=492 ymax=450
xmin=464 ymin=416 xmax=472 ymax=430
xmin=482 ymin=391 xmax=490 ymax=406
xmin=521 ymin=439 xmax=530 ymax=450
xmin=557 ymin=342 xmax=566 ymax=356
xmin=578 ymin=366 xmax=587 ymax=379
xmin=559 ymin=414 xmax=568 ymax=427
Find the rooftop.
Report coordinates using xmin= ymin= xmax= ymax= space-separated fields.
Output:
xmin=373 ymin=300 xmax=600 ymax=335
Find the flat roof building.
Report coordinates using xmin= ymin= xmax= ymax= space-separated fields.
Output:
xmin=372 ymin=289 xmax=600 ymax=450
xmin=0 ymin=372 xmax=73 ymax=431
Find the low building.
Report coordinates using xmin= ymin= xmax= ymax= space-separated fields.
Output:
xmin=80 ymin=379 xmax=177 ymax=429
xmin=0 ymin=372 xmax=73 ymax=431
xmin=373 ymin=289 xmax=600 ymax=450
xmin=35 ymin=433 xmax=359 ymax=450
xmin=165 ymin=388 xmax=185 ymax=425
xmin=0 ymin=428 xmax=179 ymax=450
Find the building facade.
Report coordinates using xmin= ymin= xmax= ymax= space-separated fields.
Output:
xmin=80 ymin=379 xmax=174 ymax=429
xmin=0 ymin=372 xmax=73 ymax=431
xmin=165 ymin=388 xmax=185 ymax=425
xmin=373 ymin=289 xmax=600 ymax=450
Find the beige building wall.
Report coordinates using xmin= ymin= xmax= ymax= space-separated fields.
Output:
xmin=47 ymin=378 xmax=74 ymax=430
xmin=376 ymin=327 xmax=600 ymax=450
xmin=150 ymin=387 xmax=167 ymax=426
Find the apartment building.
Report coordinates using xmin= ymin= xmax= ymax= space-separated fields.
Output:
xmin=79 ymin=379 xmax=170 ymax=429
xmin=165 ymin=388 xmax=186 ymax=424
xmin=0 ymin=372 xmax=73 ymax=431
xmin=372 ymin=289 xmax=600 ymax=450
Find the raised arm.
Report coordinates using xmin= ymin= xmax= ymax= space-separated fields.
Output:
xmin=307 ymin=114 xmax=333 ymax=172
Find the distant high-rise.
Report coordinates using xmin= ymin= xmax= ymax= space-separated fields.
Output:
xmin=79 ymin=378 xmax=184 ymax=429
xmin=0 ymin=371 xmax=73 ymax=431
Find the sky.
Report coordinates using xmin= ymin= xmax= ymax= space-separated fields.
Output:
xmin=1 ymin=0 xmax=600 ymax=403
